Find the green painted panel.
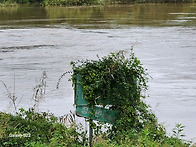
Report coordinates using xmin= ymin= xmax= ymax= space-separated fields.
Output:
xmin=74 ymin=74 xmax=137 ymax=123
xmin=75 ymin=74 xmax=88 ymax=106
xmin=74 ymin=74 xmax=119 ymax=123
xmin=76 ymin=106 xmax=118 ymax=124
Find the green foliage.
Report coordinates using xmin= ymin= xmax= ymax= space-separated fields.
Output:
xmin=0 ymin=0 xmax=29 ymax=4
xmin=0 ymin=0 xmax=194 ymax=7
xmin=71 ymin=50 xmax=148 ymax=105
xmin=91 ymin=124 xmax=192 ymax=147
xmin=42 ymin=0 xmax=102 ymax=6
xmin=71 ymin=50 xmax=152 ymax=131
xmin=0 ymin=108 xmax=87 ymax=146
xmin=70 ymin=49 xmax=193 ymax=146
xmin=0 ymin=108 xmax=192 ymax=146
xmin=173 ymin=123 xmax=185 ymax=139
xmin=0 ymin=1 xmax=18 ymax=6
xmin=41 ymin=0 xmax=196 ymax=6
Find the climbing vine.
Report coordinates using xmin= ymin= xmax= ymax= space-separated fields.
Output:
xmin=71 ymin=50 xmax=148 ymax=102
xmin=69 ymin=49 xmax=171 ymax=143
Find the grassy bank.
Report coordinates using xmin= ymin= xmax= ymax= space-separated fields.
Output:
xmin=0 ymin=0 xmax=195 ymax=7
xmin=0 ymin=108 xmax=194 ymax=146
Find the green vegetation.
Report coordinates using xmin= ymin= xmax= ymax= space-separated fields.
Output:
xmin=0 ymin=0 xmax=195 ymax=7
xmin=71 ymin=50 xmax=150 ymax=132
xmin=70 ymin=49 xmax=193 ymax=146
xmin=0 ymin=109 xmax=194 ymax=146
xmin=0 ymin=0 xmax=18 ymax=6
xmin=0 ymin=108 xmax=193 ymax=146
xmin=0 ymin=108 xmax=88 ymax=146
xmin=0 ymin=50 xmax=195 ymax=146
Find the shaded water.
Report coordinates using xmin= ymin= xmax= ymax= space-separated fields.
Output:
xmin=0 ymin=3 xmax=196 ymax=140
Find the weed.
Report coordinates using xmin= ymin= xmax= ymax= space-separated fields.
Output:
xmin=32 ymin=71 xmax=47 ymax=112
xmin=0 ymin=72 xmax=21 ymax=114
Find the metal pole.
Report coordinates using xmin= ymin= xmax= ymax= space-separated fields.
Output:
xmin=89 ymin=120 xmax=93 ymax=147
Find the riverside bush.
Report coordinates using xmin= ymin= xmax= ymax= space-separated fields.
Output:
xmin=0 ymin=109 xmax=192 ymax=146
xmin=71 ymin=50 xmax=155 ymax=133
xmin=0 ymin=108 xmax=87 ymax=146
xmin=0 ymin=0 xmax=194 ymax=6
xmin=42 ymin=0 xmax=103 ymax=6
xmin=70 ymin=49 xmax=192 ymax=146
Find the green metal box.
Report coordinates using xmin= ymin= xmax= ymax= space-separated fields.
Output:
xmin=75 ymin=74 xmax=118 ymax=123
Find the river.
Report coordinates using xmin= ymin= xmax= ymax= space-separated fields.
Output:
xmin=0 ymin=3 xmax=196 ymax=141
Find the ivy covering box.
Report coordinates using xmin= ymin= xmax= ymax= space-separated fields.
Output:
xmin=75 ymin=74 xmax=119 ymax=123
xmin=70 ymin=49 xmax=153 ymax=132
xmin=68 ymin=49 xmax=192 ymax=146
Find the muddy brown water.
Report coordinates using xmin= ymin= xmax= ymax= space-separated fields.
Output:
xmin=0 ymin=3 xmax=196 ymax=140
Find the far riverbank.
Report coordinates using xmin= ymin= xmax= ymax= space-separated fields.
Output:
xmin=0 ymin=0 xmax=195 ymax=7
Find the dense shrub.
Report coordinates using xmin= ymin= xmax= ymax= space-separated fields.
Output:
xmin=70 ymin=49 xmax=192 ymax=146
xmin=0 ymin=108 xmax=87 ymax=146
xmin=0 ymin=0 xmax=194 ymax=6
xmin=0 ymin=109 xmax=192 ymax=146
xmin=42 ymin=0 xmax=102 ymax=6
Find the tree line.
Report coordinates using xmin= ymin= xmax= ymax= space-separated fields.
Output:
xmin=0 ymin=0 xmax=195 ymax=6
